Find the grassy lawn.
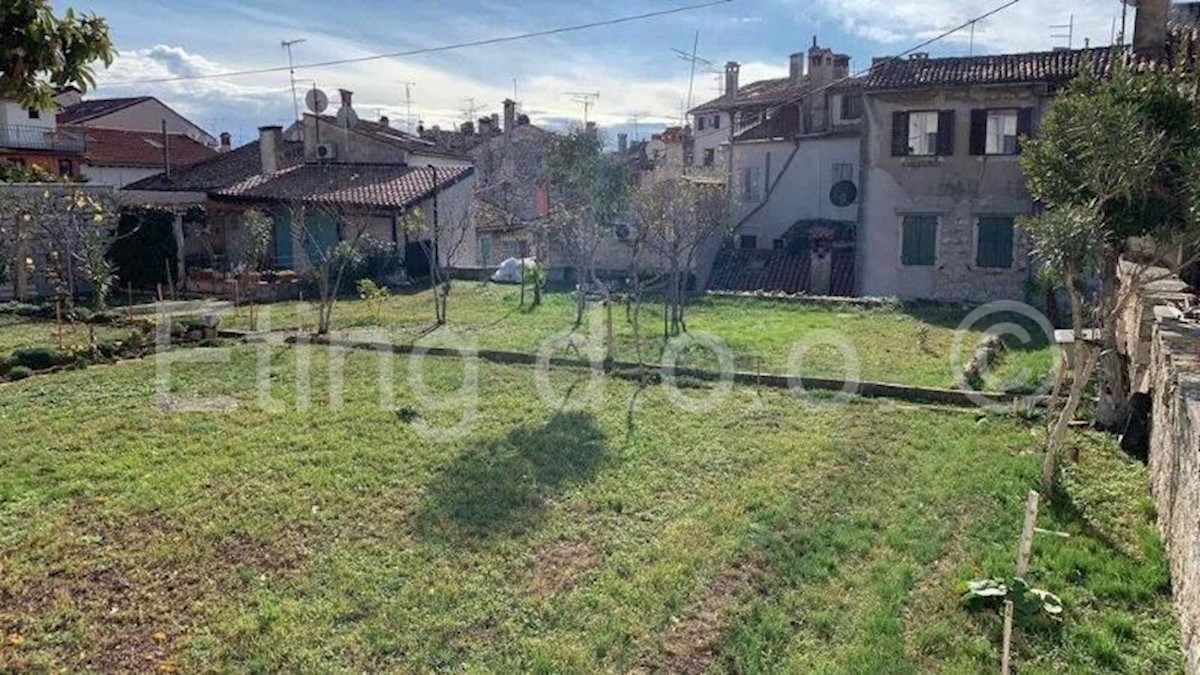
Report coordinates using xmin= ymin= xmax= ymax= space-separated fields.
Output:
xmin=0 ymin=343 xmax=1176 ymax=672
xmin=222 ymin=282 xmax=1055 ymax=390
xmin=0 ymin=315 xmax=132 ymax=359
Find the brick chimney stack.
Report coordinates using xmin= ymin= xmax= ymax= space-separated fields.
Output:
xmin=503 ymin=99 xmax=517 ymax=133
xmin=789 ymin=53 xmax=804 ymax=84
xmin=219 ymin=132 xmax=232 ymax=153
xmin=258 ymin=126 xmax=282 ymax=174
xmin=1133 ymin=0 xmax=1170 ymax=60
xmin=725 ymin=61 xmax=740 ymax=100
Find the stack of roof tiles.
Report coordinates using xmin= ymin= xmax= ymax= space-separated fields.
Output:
xmin=214 ymin=163 xmax=473 ymax=210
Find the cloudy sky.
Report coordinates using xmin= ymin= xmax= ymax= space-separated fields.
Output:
xmin=70 ymin=0 xmax=1133 ymax=146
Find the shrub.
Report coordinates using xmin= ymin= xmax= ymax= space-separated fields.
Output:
xmin=9 ymin=346 xmax=70 ymax=371
xmin=7 ymin=365 xmax=33 ymax=381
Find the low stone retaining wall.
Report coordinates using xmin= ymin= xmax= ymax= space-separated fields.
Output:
xmin=1150 ymin=317 xmax=1200 ymax=673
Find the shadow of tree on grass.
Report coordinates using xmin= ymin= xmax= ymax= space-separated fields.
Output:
xmin=418 ymin=411 xmax=608 ymax=541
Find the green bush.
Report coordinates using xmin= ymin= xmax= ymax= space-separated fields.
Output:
xmin=7 ymin=365 xmax=33 ymax=381
xmin=9 ymin=347 xmax=71 ymax=371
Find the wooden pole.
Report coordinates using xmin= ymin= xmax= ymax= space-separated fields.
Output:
xmin=1001 ymin=490 xmax=1041 ymax=675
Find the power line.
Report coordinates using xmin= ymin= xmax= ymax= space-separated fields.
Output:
xmin=686 ymin=0 xmax=1024 ymax=146
xmin=100 ymin=0 xmax=734 ymax=88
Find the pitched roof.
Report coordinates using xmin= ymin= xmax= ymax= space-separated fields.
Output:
xmin=861 ymin=48 xmax=1121 ymax=90
xmin=690 ymin=77 xmax=808 ymax=114
xmin=73 ymin=127 xmax=216 ymax=168
xmin=312 ymin=115 xmax=471 ymax=160
xmin=56 ymin=97 xmax=154 ymax=124
xmin=213 ymin=163 xmax=474 ymax=210
xmin=124 ymin=139 xmax=304 ymax=192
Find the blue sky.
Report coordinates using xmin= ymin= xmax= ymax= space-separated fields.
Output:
xmin=67 ymin=0 xmax=1130 ymax=146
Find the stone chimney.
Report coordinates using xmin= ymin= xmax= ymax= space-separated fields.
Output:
xmin=258 ymin=125 xmax=282 ymax=174
xmin=1133 ymin=0 xmax=1170 ymax=60
xmin=503 ymin=99 xmax=517 ymax=133
xmin=460 ymin=120 xmax=475 ymax=135
xmin=725 ymin=61 xmax=740 ymax=100
xmin=789 ymin=53 xmax=804 ymax=84
xmin=618 ymin=132 xmax=628 ymax=154
xmin=219 ymin=132 xmax=232 ymax=153
xmin=379 ymin=115 xmax=390 ymax=127
xmin=808 ymin=39 xmax=834 ymax=89
xmin=335 ymin=88 xmax=359 ymax=128
xmin=491 ymin=113 xmax=501 ymax=131
xmin=585 ymin=121 xmax=597 ymax=136
xmin=478 ymin=116 xmax=493 ymax=136
xmin=833 ymin=54 xmax=850 ymax=80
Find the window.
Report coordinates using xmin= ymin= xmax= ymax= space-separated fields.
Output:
xmin=703 ymin=148 xmax=715 ymax=167
xmin=57 ymin=159 xmax=72 ymax=177
xmin=901 ymin=215 xmax=937 ymax=266
xmin=741 ymin=166 xmax=762 ymax=202
xmin=986 ymin=110 xmax=1018 ymax=155
xmin=739 ymin=234 xmax=758 ymax=250
xmin=976 ymin=216 xmax=1015 ymax=268
xmin=27 ymin=107 xmax=39 ymax=120
xmin=892 ymin=110 xmax=954 ymax=157
xmin=772 ymin=238 xmax=785 ymax=250
xmin=840 ymin=94 xmax=863 ymax=121
xmin=970 ymin=108 xmax=1032 ymax=156
xmin=713 ymin=114 xmax=721 ymax=129
xmin=698 ymin=116 xmax=706 ymax=131
xmin=907 ymin=111 xmax=940 ymax=156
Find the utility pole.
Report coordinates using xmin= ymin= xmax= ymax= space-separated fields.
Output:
xmin=281 ymin=38 xmax=307 ymax=122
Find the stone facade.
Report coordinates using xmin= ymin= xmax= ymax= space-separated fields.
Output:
xmin=1149 ymin=316 xmax=1200 ymax=674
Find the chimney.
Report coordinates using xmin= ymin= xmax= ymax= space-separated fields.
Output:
xmin=618 ymin=132 xmax=628 ymax=154
xmin=258 ymin=125 xmax=282 ymax=174
xmin=379 ymin=115 xmax=390 ymax=127
xmin=585 ymin=121 xmax=597 ymax=136
xmin=335 ymin=88 xmax=359 ymax=128
xmin=491 ymin=112 xmax=500 ymax=131
xmin=219 ymin=131 xmax=232 ymax=153
xmin=725 ymin=61 xmax=740 ymax=100
xmin=808 ymin=40 xmax=833 ymax=89
xmin=789 ymin=53 xmax=804 ymax=84
xmin=518 ymin=113 xmax=531 ymax=126
xmin=1133 ymin=0 xmax=1169 ymax=60
xmin=478 ymin=116 xmax=493 ymax=136
xmin=503 ymin=98 xmax=517 ymax=133
xmin=460 ymin=120 xmax=475 ymax=135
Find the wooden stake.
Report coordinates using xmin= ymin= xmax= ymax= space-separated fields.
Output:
xmin=127 ymin=283 xmax=134 ymax=321
xmin=1001 ymin=490 xmax=1041 ymax=675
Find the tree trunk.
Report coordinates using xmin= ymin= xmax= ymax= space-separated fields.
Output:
xmin=1041 ymin=267 xmax=1088 ymax=495
xmin=1095 ymin=251 xmax=1129 ymax=430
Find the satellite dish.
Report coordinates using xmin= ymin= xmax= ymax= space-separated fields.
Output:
xmin=305 ymin=88 xmax=329 ymax=115
xmin=829 ymin=180 xmax=858 ymax=208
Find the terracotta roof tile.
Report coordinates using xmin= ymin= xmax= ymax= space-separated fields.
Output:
xmin=213 ymin=163 xmax=473 ymax=210
xmin=56 ymin=97 xmax=153 ymax=124
xmin=72 ymin=127 xmax=216 ymax=169
xmin=124 ymin=140 xmax=304 ymax=192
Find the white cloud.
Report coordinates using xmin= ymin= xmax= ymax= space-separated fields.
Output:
xmin=822 ymin=0 xmax=1125 ymax=54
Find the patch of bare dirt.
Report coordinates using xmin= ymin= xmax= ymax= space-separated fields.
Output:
xmin=528 ymin=540 xmax=599 ymax=597
xmin=646 ymin=556 xmax=765 ymax=675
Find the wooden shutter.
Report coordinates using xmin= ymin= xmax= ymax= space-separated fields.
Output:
xmin=969 ymin=109 xmax=988 ymax=156
xmin=891 ymin=111 xmax=909 ymax=156
xmin=1016 ymin=108 xmax=1034 ymax=152
xmin=935 ymin=110 xmax=955 ymax=156
xmin=976 ymin=217 xmax=1014 ymax=268
xmin=902 ymin=216 xmax=937 ymax=266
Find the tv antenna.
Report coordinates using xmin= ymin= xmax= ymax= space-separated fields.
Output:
xmin=462 ymin=97 xmax=484 ymax=124
xmin=281 ymin=38 xmax=307 ymax=122
xmin=398 ymin=81 xmax=416 ymax=133
xmin=671 ymin=31 xmax=712 ymax=126
xmin=564 ymin=91 xmax=600 ymax=124
xmin=1050 ymin=14 xmax=1074 ymax=49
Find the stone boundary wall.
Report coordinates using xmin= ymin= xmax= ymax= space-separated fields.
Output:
xmin=1150 ymin=317 xmax=1200 ymax=674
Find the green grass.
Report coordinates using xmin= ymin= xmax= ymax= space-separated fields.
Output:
xmin=222 ymin=282 xmax=1054 ymax=390
xmin=0 ymin=315 xmax=131 ymax=359
xmin=0 ymin=343 xmax=1177 ymax=672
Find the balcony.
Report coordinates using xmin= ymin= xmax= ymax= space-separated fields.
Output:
xmin=0 ymin=124 xmax=86 ymax=154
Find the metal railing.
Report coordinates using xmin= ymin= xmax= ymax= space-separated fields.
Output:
xmin=0 ymin=124 xmax=86 ymax=153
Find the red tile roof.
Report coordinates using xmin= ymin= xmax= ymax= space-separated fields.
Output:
xmin=708 ymin=247 xmax=854 ymax=296
xmin=56 ymin=97 xmax=153 ymax=125
xmin=123 ymin=140 xmax=305 ymax=192
xmin=73 ymin=127 xmax=216 ymax=168
xmin=213 ymin=163 xmax=473 ymax=210
xmin=312 ymin=115 xmax=471 ymax=159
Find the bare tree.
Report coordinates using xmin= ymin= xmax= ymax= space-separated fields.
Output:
xmin=632 ymin=172 xmax=731 ymax=338
xmin=401 ymin=187 xmax=473 ymax=326
xmin=233 ymin=208 xmax=273 ymax=329
xmin=284 ymin=199 xmax=372 ymax=335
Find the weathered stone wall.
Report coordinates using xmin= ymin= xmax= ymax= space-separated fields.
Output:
xmin=1149 ymin=317 xmax=1200 ymax=674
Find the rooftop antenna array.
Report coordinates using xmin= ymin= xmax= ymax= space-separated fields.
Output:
xmin=398 ymin=81 xmax=417 ymax=134
xmin=1050 ymin=14 xmax=1075 ymax=49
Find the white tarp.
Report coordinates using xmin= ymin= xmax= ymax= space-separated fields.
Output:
xmin=490 ymin=257 xmax=537 ymax=284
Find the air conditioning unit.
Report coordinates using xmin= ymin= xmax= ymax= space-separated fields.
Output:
xmin=615 ymin=222 xmax=634 ymax=241
xmin=316 ymin=143 xmax=337 ymax=160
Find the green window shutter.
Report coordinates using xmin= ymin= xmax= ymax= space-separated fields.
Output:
xmin=976 ymin=217 xmax=1014 ymax=268
xmin=902 ymin=216 xmax=937 ymax=266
